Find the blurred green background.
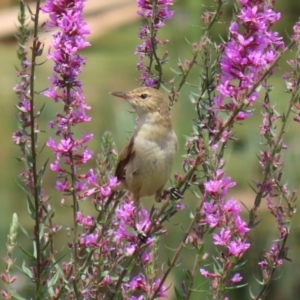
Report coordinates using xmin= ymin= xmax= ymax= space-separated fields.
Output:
xmin=1 ymin=0 xmax=300 ymax=299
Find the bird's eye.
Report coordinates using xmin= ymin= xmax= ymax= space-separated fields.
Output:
xmin=140 ymin=93 xmax=148 ymax=100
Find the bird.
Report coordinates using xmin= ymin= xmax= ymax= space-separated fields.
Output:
xmin=111 ymin=87 xmax=178 ymax=207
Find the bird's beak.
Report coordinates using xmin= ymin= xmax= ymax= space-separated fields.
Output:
xmin=110 ymin=91 xmax=131 ymax=99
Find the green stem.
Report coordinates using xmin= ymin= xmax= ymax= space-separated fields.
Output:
xmin=254 ymin=235 xmax=288 ymax=300
xmin=186 ymin=255 xmax=201 ymax=300
xmin=170 ymin=0 xmax=224 ymax=103
xmin=29 ymin=0 xmax=42 ymax=294
xmin=253 ymin=78 xmax=299 ymax=210
xmin=149 ymin=0 xmax=163 ymax=88
xmin=150 ymin=198 xmax=204 ymax=300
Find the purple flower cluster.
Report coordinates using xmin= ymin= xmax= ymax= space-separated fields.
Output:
xmin=258 ymin=242 xmax=286 ymax=273
xmin=201 ymin=170 xmax=250 ymax=281
xmin=76 ymin=197 xmax=166 ymax=298
xmin=41 ymin=0 xmax=92 ymax=196
xmin=122 ymin=275 xmax=167 ymax=299
xmin=285 ymin=22 xmax=300 ymax=122
xmin=199 ymin=0 xmax=285 ymax=287
xmin=114 ymin=200 xmax=152 ymax=254
xmin=292 ymin=21 xmax=300 ymax=42
xmin=214 ymin=0 xmax=284 ymax=125
xmin=135 ymin=0 xmax=174 ymax=86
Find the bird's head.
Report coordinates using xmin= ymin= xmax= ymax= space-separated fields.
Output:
xmin=111 ymin=87 xmax=169 ymax=116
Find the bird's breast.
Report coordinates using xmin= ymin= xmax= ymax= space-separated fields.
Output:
xmin=125 ymin=126 xmax=177 ymax=198
xmin=133 ymin=133 xmax=176 ymax=175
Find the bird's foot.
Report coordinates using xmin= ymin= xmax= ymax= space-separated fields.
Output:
xmin=137 ymin=231 xmax=149 ymax=243
xmin=155 ymin=187 xmax=183 ymax=202
xmin=169 ymin=187 xmax=183 ymax=200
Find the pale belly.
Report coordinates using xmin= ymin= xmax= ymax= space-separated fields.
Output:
xmin=125 ymin=136 xmax=177 ymax=198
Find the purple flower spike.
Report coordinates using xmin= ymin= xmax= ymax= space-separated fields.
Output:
xmin=214 ymin=0 xmax=284 ymax=125
xmin=41 ymin=0 xmax=92 ymax=197
xmin=135 ymin=0 xmax=174 ymax=86
xmin=201 ymin=168 xmax=250 ymax=285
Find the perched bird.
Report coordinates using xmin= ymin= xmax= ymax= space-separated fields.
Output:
xmin=111 ymin=87 xmax=178 ymax=206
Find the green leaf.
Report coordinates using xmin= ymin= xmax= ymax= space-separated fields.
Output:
xmin=160 ymin=84 xmax=171 ymax=93
xmin=36 ymin=102 xmax=46 ymax=117
xmin=15 ymin=103 xmax=29 ymax=113
xmin=52 ymin=255 xmax=67 ymax=269
xmin=8 ymin=213 xmax=19 ymax=245
xmin=39 ymin=224 xmax=45 ymax=242
xmin=19 ymin=246 xmax=36 ymax=261
xmin=38 ymin=158 xmax=49 ymax=178
xmin=170 ymin=68 xmax=182 ymax=75
xmin=284 ymin=220 xmax=292 ymax=233
xmin=202 ymin=130 xmax=210 ymax=150
xmin=47 ymin=269 xmax=61 ymax=287
xmin=15 ymin=179 xmax=31 ymax=197
xmin=167 ymin=256 xmax=171 ymax=267
xmin=36 ymin=283 xmax=46 ymax=299
xmin=183 ymin=269 xmax=192 ymax=281
xmin=225 ymin=283 xmax=248 ymax=290
xmin=197 ymin=244 xmax=205 ymax=258
xmin=26 ymin=195 xmax=36 ymax=219
xmin=5 ymin=287 xmax=26 ymax=300
xmin=19 ymin=223 xmax=30 ymax=239
xmin=101 ymin=271 xmax=110 ymax=277
xmin=174 ymin=286 xmax=185 ymax=300
xmin=21 ymin=261 xmax=33 ymax=278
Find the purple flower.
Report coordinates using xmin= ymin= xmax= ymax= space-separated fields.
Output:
xmin=214 ymin=0 xmax=283 ymax=120
xmin=135 ymin=0 xmax=174 ymax=86
xmin=231 ymin=273 xmax=243 ymax=283
xmin=227 ymin=240 xmax=250 ymax=257
xmin=199 ymin=268 xmax=220 ymax=279
xmin=204 ymin=170 xmax=236 ymax=198
xmin=234 ymin=215 xmax=250 ymax=235
xmin=76 ymin=211 xmax=94 ymax=228
xmin=151 ymin=278 xmax=168 ymax=298
xmin=100 ymin=186 xmax=111 ymax=198
xmin=122 ymin=275 xmax=167 ymax=298
xmin=113 ymin=223 xmax=127 ymax=242
xmin=202 ymin=202 xmax=220 ymax=228
xmin=223 ymin=198 xmax=241 ymax=215
xmin=42 ymin=0 xmax=92 ymax=200
xmin=82 ymin=233 xmax=98 ymax=246
xmin=126 ymin=244 xmax=136 ymax=256
xmin=108 ymin=176 xmax=119 ymax=188
xmin=86 ymin=169 xmax=98 ymax=186
xmin=141 ymin=251 xmax=152 ymax=265
xmin=213 ymin=228 xmax=231 ymax=246
xmin=200 ymin=268 xmax=210 ymax=278
xmin=292 ymin=21 xmax=300 ymax=41
xmin=123 ymin=275 xmax=147 ymax=292
xmin=116 ymin=202 xmax=136 ymax=224
xmin=201 ymin=171 xmax=250 ymax=288
xmin=56 ymin=179 xmax=69 ymax=192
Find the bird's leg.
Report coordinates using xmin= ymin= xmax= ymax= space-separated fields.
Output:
xmin=133 ymin=194 xmax=140 ymax=224
xmin=155 ymin=187 xmax=183 ymax=202
xmin=133 ymin=196 xmax=149 ymax=243
xmin=155 ymin=186 xmax=165 ymax=203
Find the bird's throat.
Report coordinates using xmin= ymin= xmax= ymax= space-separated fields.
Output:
xmin=135 ymin=114 xmax=173 ymax=143
xmin=136 ymin=111 xmax=171 ymax=130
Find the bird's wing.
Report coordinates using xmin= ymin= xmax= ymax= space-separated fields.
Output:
xmin=115 ymin=136 xmax=135 ymax=181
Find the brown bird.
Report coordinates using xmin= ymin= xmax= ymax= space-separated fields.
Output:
xmin=111 ymin=87 xmax=178 ymax=206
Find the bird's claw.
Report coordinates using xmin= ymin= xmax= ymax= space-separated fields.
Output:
xmin=169 ymin=187 xmax=183 ymax=200
xmin=155 ymin=187 xmax=183 ymax=202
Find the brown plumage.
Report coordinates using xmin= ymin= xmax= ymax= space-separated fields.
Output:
xmin=111 ymin=87 xmax=178 ymax=205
